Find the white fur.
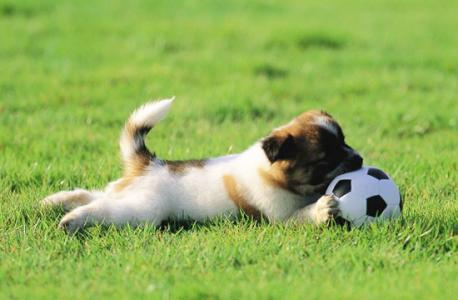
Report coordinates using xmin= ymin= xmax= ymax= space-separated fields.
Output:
xmin=43 ymin=99 xmax=338 ymax=232
xmin=120 ymin=98 xmax=174 ymax=162
xmin=314 ymin=115 xmax=338 ymax=136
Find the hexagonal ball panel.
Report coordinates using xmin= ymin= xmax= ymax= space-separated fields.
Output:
xmin=367 ymin=168 xmax=389 ymax=180
xmin=332 ymin=179 xmax=351 ymax=198
xmin=366 ymin=195 xmax=387 ymax=217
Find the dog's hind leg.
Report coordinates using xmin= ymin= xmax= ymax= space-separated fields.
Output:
xmin=41 ymin=189 xmax=103 ymax=211
xmin=57 ymin=195 xmax=166 ymax=232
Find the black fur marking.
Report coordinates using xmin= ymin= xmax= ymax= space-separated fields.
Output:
xmin=136 ymin=126 xmax=155 ymax=159
xmin=262 ymin=134 xmax=297 ymax=163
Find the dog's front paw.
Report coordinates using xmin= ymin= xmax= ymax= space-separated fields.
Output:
xmin=58 ymin=208 xmax=90 ymax=233
xmin=313 ymin=194 xmax=341 ymax=225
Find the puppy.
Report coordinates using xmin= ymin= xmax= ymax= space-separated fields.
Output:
xmin=42 ymin=99 xmax=363 ymax=232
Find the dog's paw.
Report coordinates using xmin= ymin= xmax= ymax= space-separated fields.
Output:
xmin=313 ymin=194 xmax=341 ymax=225
xmin=41 ymin=192 xmax=66 ymax=208
xmin=41 ymin=190 xmax=91 ymax=211
xmin=58 ymin=208 xmax=89 ymax=233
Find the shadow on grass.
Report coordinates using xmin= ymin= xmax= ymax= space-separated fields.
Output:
xmin=254 ymin=64 xmax=288 ymax=79
xmin=45 ymin=209 xmax=268 ymax=242
xmin=0 ymin=2 xmax=52 ymax=18
xmin=209 ymin=102 xmax=276 ymax=123
xmin=38 ymin=204 xmax=457 ymax=256
xmin=297 ymin=34 xmax=345 ymax=50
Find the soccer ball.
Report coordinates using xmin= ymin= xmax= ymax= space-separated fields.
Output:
xmin=325 ymin=166 xmax=402 ymax=227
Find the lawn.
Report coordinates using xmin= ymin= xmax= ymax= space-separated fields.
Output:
xmin=0 ymin=0 xmax=457 ymax=299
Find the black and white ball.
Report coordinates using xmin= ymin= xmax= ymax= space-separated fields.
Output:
xmin=326 ymin=166 xmax=402 ymax=227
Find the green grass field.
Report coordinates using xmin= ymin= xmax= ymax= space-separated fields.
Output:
xmin=1 ymin=0 xmax=457 ymax=299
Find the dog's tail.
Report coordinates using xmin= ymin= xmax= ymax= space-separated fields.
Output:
xmin=120 ymin=98 xmax=174 ymax=174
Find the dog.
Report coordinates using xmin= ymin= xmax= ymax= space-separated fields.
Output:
xmin=42 ymin=98 xmax=363 ymax=232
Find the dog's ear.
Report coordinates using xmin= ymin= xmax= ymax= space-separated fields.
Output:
xmin=262 ymin=134 xmax=297 ymax=163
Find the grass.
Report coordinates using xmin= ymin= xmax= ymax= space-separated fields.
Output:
xmin=0 ymin=0 xmax=457 ymax=299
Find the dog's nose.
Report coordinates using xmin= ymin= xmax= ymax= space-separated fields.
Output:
xmin=347 ymin=153 xmax=363 ymax=171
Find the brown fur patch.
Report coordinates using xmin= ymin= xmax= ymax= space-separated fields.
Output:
xmin=113 ymin=155 xmax=151 ymax=192
xmin=258 ymin=163 xmax=289 ymax=190
xmin=283 ymin=111 xmax=323 ymax=143
xmin=223 ymin=174 xmax=262 ymax=220
xmin=115 ymin=119 xmax=155 ymax=192
xmin=166 ymin=159 xmax=206 ymax=174
xmin=65 ymin=191 xmax=93 ymax=207
xmin=259 ymin=110 xmax=341 ymax=195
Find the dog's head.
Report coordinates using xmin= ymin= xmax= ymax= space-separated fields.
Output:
xmin=260 ymin=110 xmax=362 ymax=197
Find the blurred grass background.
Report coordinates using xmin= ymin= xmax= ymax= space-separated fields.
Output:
xmin=0 ymin=0 xmax=457 ymax=299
